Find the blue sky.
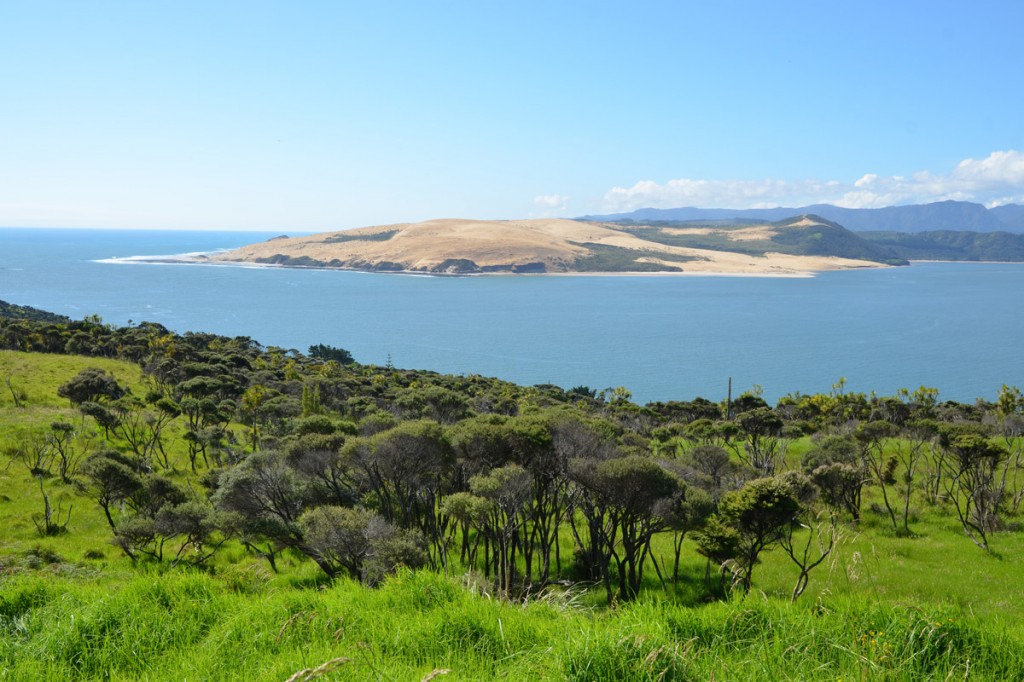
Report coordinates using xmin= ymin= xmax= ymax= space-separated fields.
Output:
xmin=2 ymin=1 xmax=1023 ymax=230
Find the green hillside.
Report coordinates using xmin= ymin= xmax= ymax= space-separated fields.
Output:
xmin=617 ymin=215 xmax=909 ymax=265
xmin=2 ymin=312 xmax=1024 ymax=679
xmin=0 ymin=299 xmax=71 ymax=323
xmin=861 ymin=230 xmax=1024 ymax=261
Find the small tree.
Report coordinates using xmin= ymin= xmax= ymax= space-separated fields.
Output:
xmin=106 ymin=474 xmax=189 ymax=562
xmin=713 ymin=474 xmax=810 ymax=593
xmin=6 ymin=428 xmax=56 ymax=478
xmin=683 ymin=444 xmax=734 ymax=501
xmin=663 ymin=485 xmax=714 ymax=589
xmin=58 ymin=368 xmax=125 ymax=405
xmin=995 ymin=385 xmax=1024 ymax=513
xmin=78 ymin=401 xmax=121 ymax=440
xmin=440 ymin=491 xmax=493 ymax=568
xmin=79 ymin=450 xmax=144 ymax=531
xmin=298 ymin=505 xmax=426 ymax=585
xmin=49 ymin=421 xmax=85 ymax=482
xmin=298 ymin=506 xmax=375 ymax=579
xmin=4 ymin=373 xmax=28 ymax=407
xmin=110 ymin=395 xmax=179 ymax=471
xmin=357 ymin=420 xmax=453 ymax=557
xmin=362 ymin=517 xmax=428 ymax=586
xmin=682 ymin=418 xmax=732 ymax=450
xmin=892 ymin=419 xmax=937 ymax=533
xmin=32 ymin=478 xmax=72 ymax=537
xmin=780 ymin=506 xmax=842 ymax=602
xmin=113 ymin=516 xmax=162 ymax=561
xmin=729 ymin=408 xmax=785 ymax=476
xmin=855 ymin=420 xmax=901 ymax=531
xmin=694 ymin=517 xmax=741 ymax=593
xmin=469 ymin=464 xmax=533 ymax=596
xmin=569 ymin=455 xmax=684 ymax=601
xmin=154 ymin=501 xmax=225 ymax=567
xmin=308 ymin=343 xmax=355 ymax=365
xmin=938 ymin=428 xmax=1006 ymax=551
xmin=211 ymin=450 xmax=335 ymax=575
xmin=802 ymin=436 xmax=865 ymax=521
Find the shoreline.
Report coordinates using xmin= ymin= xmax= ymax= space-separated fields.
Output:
xmin=98 ymin=253 xmax=829 ymax=278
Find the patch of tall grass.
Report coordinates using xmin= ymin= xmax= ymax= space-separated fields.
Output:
xmin=2 ymin=570 xmax=1022 ymax=680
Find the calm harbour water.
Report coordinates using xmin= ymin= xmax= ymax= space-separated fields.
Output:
xmin=1 ymin=227 xmax=1022 ymax=404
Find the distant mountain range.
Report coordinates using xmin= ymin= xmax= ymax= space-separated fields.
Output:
xmin=581 ymin=200 xmax=1024 ymax=234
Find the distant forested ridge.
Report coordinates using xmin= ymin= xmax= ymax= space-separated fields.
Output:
xmin=596 ymin=216 xmax=1024 ymax=263
xmin=0 ymin=299 xmax=71 ymax=323
xmin=860 ymin=230 xmax=1024 ymax=261
xmin=620 ymin=215 xmax=908 ymax=265
xmin=583 ymin=199 xmax=1024 ymax=234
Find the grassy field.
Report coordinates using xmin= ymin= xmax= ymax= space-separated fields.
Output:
xmin=2 ymin=349 xmax=1024 ymax=680
xmin=1 ymin=352 xmax=153 ymax=561
xmin=3 ymin=569 xmax=1023 ymax=680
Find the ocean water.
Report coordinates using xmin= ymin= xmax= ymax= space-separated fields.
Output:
xmin=1 ymin=227 xmax=1022 ymax=404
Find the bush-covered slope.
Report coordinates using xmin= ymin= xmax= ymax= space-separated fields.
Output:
xmin=767 ymin=215 xmax=908 ymax=264
xmin=861 ymin=230 xmax=1024 ymax=261
xmin=0 ymin=299 xmax=71 ymax=323
xmin=3 ymin=309 xmax=1024 ymax=680
xmin=620 ymin=215 xmax=908 ymax=265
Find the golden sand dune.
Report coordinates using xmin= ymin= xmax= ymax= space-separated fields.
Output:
xmin=200 ymin=217 xmax=888 ymax=276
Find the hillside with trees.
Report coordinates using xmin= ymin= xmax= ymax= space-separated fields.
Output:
xmin=2 ymin=308 xmax=1024 ymax=679
xmin=860 ymin=230 xmax=1024 ymax=261
xmin=620 ymin=215 xmax=908 ymax=265
xmin=0 ymin=299 xmax=70 ymax=323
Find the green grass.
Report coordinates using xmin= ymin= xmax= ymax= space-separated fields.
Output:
xmin=568 ymin=242 xmax=696 ymax=272
xmin=2 ymin=570 xmax=1022 ymax=680
xmin=1 ymin=352 xmax=150 ymax=563
xmin=1 ymin=351 xmax=146 ymax=410
xmin=3 ymin=350 xmax=1024 ymax=679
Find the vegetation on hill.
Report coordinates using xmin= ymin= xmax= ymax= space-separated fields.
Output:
xmin=861 ymin=229 xmax=1024 ymax=261
xmin=323 ymin=228 xmax=400 ymax=243
xmin=0 ymin=298 xmax=71 ymax=323
xmin=3 ymin=308 xmax=1024 ymax=679
xmin=617 ymin=215 xmax=909 ymax=265
xmin=568 ymin=242 xmax=696 ymax=272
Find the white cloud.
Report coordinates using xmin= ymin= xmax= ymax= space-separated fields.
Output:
xmin=949 ymin=150 xmax=1024 ymax=207
xmin=534 ymin=193 xmax=569 ymax=209
xmin=531 ymin=193 xmax=569 ymax=217
xmin=955 ymin=149 xmax=1024 ymax=186
xmin=603 ymin=178 xmax=843 ymax=212
xmin=600 ymin=149 xmax=1024 ymax=211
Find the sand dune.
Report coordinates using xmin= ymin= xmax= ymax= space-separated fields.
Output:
xmin=200 ymin=218 xmax=888 ymax=276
